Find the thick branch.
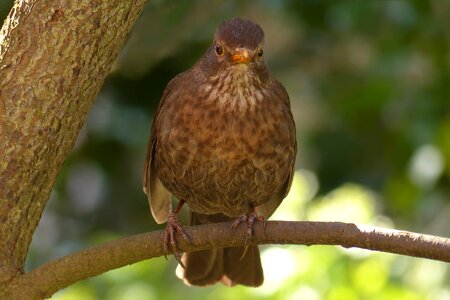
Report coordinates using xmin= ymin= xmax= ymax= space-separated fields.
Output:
xmin=5 ymin=221 xmax=450 ymax=299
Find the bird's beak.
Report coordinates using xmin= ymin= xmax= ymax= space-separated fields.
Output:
xmin=231 ymin=48 xmax=252 ymax=64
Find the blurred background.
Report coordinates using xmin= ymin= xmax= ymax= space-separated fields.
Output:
xmin=2 ymin=0 xmax=449 ymax=299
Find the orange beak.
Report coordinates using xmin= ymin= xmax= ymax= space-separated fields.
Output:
xmin=231 ymin=48 xmax=252 ymax=64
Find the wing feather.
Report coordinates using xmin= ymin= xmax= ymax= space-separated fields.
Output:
xmin=143 ymin=73 xmax=186 ymax=224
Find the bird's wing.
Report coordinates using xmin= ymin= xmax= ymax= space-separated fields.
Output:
xmin=256 ymin=80 xmax=297 ymax=218
xmin=255 ymin=143 xmax=296 ymax=218
xmin=143 ymin=73 xmax=185 ymax=224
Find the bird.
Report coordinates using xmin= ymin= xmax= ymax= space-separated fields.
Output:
xmin=143 ymin=18 xmax=297 ymax=287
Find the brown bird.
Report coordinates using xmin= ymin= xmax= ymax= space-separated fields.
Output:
xmin=143 ymin=18 xmax=296 ymax=287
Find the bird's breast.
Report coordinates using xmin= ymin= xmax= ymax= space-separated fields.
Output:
xmin=155 ymin=75 xmax=293 ymax=216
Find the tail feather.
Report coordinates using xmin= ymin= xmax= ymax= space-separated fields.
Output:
xmin=177 ymin=248 xmax=225 ymax=286
xmin=176 ymin=212 xmax=264 ymax=287
xmin=223 ymin=246 xmax=263 ymax=287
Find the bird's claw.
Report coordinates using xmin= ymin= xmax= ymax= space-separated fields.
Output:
xmin=231 ymin=209 xmax=266 ymax=244
xmin=163 ymin=212 xmax=192 ymax=268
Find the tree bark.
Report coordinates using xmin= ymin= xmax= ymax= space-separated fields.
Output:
xmin=0 ymin=0 xmax=146 ymax=289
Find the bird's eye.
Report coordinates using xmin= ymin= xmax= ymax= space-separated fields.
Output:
xmin=215 ymin=43 xmax=224 ymax=56
xmin=256 ymin=49 xmax=264 ymax=60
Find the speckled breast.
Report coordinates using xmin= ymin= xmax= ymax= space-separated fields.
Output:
xmin=155 ymin=75 xmax=295 ymax=217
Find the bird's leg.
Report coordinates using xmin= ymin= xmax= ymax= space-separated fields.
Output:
xmin=231 ymin=204 xmax=267 ymax=244
xmin=163 ymin=199 xmax=191 ymax=268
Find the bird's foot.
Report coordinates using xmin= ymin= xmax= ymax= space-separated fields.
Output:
xmin=231 ymin=207 xmax=266 ymax=244
xmin=163 ymin=212 xmax=191 ymax=268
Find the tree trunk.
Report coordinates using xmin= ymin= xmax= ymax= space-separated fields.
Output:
xmin=0 ymin=0 xmax=146 ymax=297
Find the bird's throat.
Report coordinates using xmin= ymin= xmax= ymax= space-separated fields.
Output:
xmin=203 ymin=64 xmax=264 ymax=112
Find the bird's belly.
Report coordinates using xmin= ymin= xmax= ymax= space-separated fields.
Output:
xmin=158 ymin=155 xmax=282 ymax=217
xmin=156 ymin=124 xmax=290 ymax=217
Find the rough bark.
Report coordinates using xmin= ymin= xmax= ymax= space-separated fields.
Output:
xmin=3 ymin=221 xmax=450 ymax=299
xmin=0 ymin=0 xmax=146 ymax=288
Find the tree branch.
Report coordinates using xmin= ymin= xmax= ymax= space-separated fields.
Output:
xmin=4 ymin=221 xmax=450 ymax=299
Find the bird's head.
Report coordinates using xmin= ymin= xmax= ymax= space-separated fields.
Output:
xmin=201 ymin=18 xmax=268 ymax=79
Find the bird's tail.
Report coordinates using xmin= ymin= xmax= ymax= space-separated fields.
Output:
xmin=176 ymin=212 xmax=263 ymax=287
